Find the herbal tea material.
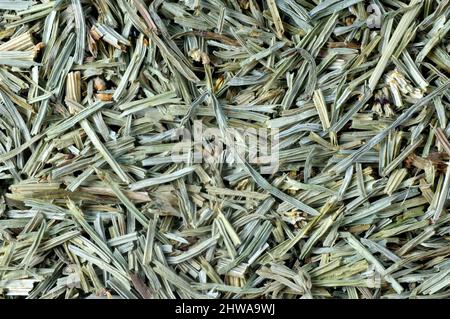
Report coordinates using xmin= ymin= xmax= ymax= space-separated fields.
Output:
xmin=0 ymin=0 xmax=450 ymax=299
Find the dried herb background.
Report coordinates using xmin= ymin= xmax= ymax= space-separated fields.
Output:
xmin=1 ymin=0 xmax=450 ymax=299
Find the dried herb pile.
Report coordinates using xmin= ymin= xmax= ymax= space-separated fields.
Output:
xmin=1 ymin=0 xmax=450 ymax=299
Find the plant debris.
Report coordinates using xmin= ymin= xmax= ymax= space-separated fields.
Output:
xmin=0 ymin=0 xmax=450 ymax=299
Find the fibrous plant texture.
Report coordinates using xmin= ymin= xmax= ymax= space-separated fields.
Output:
xmin=0 ymin=0 xmax=450 ymax=299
